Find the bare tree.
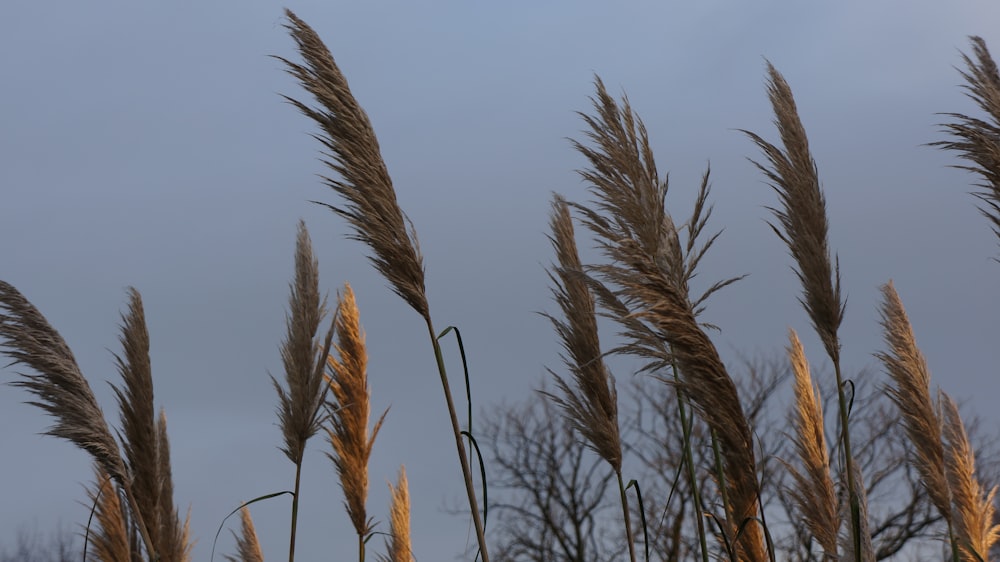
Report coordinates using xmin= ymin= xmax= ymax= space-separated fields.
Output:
xmin=483 ymin=356 xmax=999 ymax=561
xmin=483 ymin=392 xmax=616 ymax=562
xmin=0 ymin=524 xmax=80 ymax=562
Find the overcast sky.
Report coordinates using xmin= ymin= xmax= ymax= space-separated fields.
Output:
xmin=3 ymin=1 xmax=1000 ymax=560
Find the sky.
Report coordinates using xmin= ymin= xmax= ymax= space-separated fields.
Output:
xmin=2 ymin=1 xmax=1000 ymax=560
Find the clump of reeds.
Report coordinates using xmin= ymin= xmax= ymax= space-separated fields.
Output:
xmin=784 ymin=329 xmax=839 ymax=559
xmin=224 ymin=507 xmax=264 ymax=562
xmin=543 ymin=194 xmax=634 ymax=561
xmin=278 ymin=10 xmax=489 ymax=560
xmin=326 ymin=283 xmax=387 ymax=560
xmin=0 ymin=282 xmax=184 ymax=560
xmin=271 ymin=220 xmax=336 ymax=562
xmin=934 ymin=36 xmax=1000 ymax=250
xmin=382 ymin=466 xmax=414 ymax=562
xmin=569 ymin=77 xmax=765 ymax=562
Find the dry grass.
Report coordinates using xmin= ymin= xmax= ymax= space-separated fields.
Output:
xmin=278 ymin=9 xmax=428 ymax=322
xmin=0 ymin=281 xmax=128 ymax=486
xmin=273 ymin=220 xmax=334 ymax=466
xmin=224 ymin=507 xmax=264 ymax=562
xmin=326 ymin=283 xmax=387 ymax=542
xmin=934 ymin=36 xmax=1000 ymax=248
xmin=876 ymin=281 xmax=952 ymax=524
xmin=741 ymin=63 xmax=843 ymax=362
xmin=384 ymin=466 xmax=414 ymax=562
xmin=544 ymin=194 xmax=622 ymax=472
xmin=86 ymin=467 xmax=134 ymax=562
xmin=569 ymin=77 xmax=765 ymax=562
xmin=785 ymin=329 xmax=839 ymax=558
xmin=941 ymin=393 xmax=1000 ymax=561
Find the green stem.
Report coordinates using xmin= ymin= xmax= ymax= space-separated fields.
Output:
xmin=710 ymin=429 xmax=733 ymax=547
xmin=426 ymin=320 xmax=490 ymax=562
xmin=832 ymin=360 xmax=862 ymax=562
xmin=288 ymin=461 xmax=303 ymax=562
xmin=358 ymin=532 xmax=366 ymax=562
xmin=674 ymin=384 xmax=710 ymax=562
xmin=617 ymin=471 xmax=637 ymax=562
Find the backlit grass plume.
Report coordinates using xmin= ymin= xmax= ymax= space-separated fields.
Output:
xmin=224 ymin=507 xmax=264 ymax=562
xmin=876 ymin=282 xmax=953 ymax=529
xmin=785 ymin=329 xmax=839 ymax=558
xmin=383 ymin=466 xmax=414 ymax=562
xmin=326 ymin=283 xmax=387 ymax=560
xmin=279 ymin=11 xmax=489 ymax=559
xmin=934 ymin=36 xmax=1000 ymax=250
xmin=272 ymin=220 xmax=335 ymax=562
xmin=543 ymin=194 xmax=634 ymax=562
xmin=571 ymin=78 xmax=764 ymax=562
xmin=86 ymin=467 xmax=134 ymax=562
xmin=940 ymin=393 xmax=1000 ymax=561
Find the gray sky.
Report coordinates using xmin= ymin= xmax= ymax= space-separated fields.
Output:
xmin=3 ymin=1 xmax=1000 ymax=560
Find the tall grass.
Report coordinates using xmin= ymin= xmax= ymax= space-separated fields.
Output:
xmin=2 ymin=15 xmax=1000 ymax=562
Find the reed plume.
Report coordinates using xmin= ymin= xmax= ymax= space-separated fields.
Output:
xmin=277 ymin=10 xmax=427 ymax=321
xmin=279 ymin=11 xmax=489 ymax=559
xmin=326 ymin=283 xmax=387 ymax=558
xmin=543 ymin=194 xmax=634 ymax=561
xmin=86 ymin=466 xmax=135 ymax=562
xmin=741 ymin=62 xmax=864 ymax=560
xmin=157 ymin=411 xmax=192 ymax=562
xmin=571 ymin=77 xmax=764 ymax=562
xmin=272 ymin=220 xmax=335 ymax=562
xmin=110 ymin=288 xmax=161 ymax=559
xmin=383 ymin=466 xmax=414 ymax=562
xmin=876 ymin=282 xmax=952 ymax=525
xmin=940 ymin=393 xmax=1000 ymax=561
xmin=785 ymin=329 xmax=839 ymax=558
xmin=224 ymin=507 xmax=264 ymax=562
xmin=933 ymin=36 xmax=1000 ymax=250
xmin=0 ymin=281 xmax=127 ymax=486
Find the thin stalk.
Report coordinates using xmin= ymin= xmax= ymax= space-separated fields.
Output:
xmin=121 ymin=484 xmax=157 ymax=562
xmin=832 ymin=361 xmax=862 ymax=561
xmin=358 ymin=533 xmax=365 ymax=562
xmin=675 ymin=384 xmax=710 ymax=562
xmin=710 ymin=429 xmax=733 ymax=547
xmin=616 ymin=471 xmax=637 ymax=562
xmin=288 ymin=462 xmax=303 ymax=562
xmin=426 ymin=321 xmax=490 ymax=562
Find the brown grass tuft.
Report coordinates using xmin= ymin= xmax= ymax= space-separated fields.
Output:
xmin=0 ymin=281 xmax=128 ymax=487
xmin=543 ymin=194 xmax=622 ymax=471
xmin=385 ymin=466 xmax=414 ymax=562
xmin=224 ymin=507 xmax=264 ymax=562
xmin=157 ymin=411 xmax=193 ymax=562
xmin=785 ymin=329 xmax=839 ymax=558
xmin=86 ymin=467 xmax=134 ymax=562
xmin=933 ymin=36 xmax=1000 ymax=249
xmin=570 ymin=77 xmax=764 ymax=562
xmin=326 ymin=283 xmax=387 ymax=539
xmin=940 ymin=393 xmax=1000 ymax=561
xmin=278 ymin=9 xmax=428 ymax=321
xmin=741 ymin=62 xmax=844 ymax=362
xmin=273 ymin=220 xmax=335 ymax=467
xmin=875 ymin=281 xmax=952 ymax=524
xmin=110 ymin=288 xmax=161 ymax=557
